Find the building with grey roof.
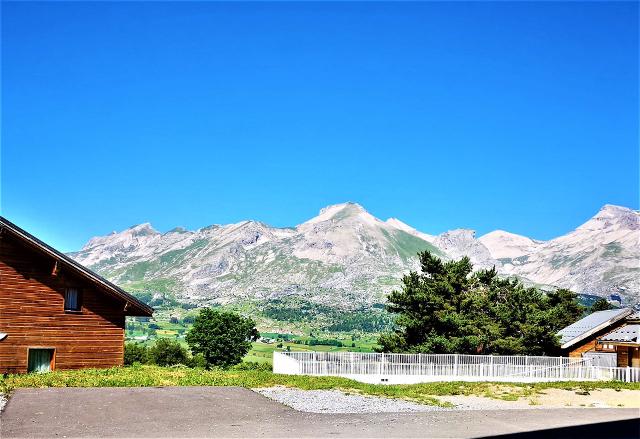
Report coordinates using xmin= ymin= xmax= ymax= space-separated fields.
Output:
xmin=557 ymin=308 xmax=631 ymax=349
xmin=600 ymin=325 xmax=640 ymax=343
xmin=557 ymin=307 xmax=639 ymax=368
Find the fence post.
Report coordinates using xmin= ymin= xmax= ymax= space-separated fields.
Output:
xmin=350 ymin=352 xmax=354 ymax=376
xmin=627 ymin=367 xmax=631 ymax=383
xmin=490 ymin=355 xmax=494 ymax=378
xmin=453 ymin=353 xmax=459 ymax=377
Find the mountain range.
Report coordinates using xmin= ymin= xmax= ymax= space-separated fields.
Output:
xmin=69 ymin=203 xmax=640 ymax=309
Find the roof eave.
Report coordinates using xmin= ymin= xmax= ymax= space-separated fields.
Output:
xmin=125 ymin=305 xmax=154 ymax=318
xmin=599 ymin=341 xmax=640 ymax=346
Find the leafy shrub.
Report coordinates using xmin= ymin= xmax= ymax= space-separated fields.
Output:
xmin=188 ymin=353 xmax=207 ymax=369
xmin=124 ymin=342 xmax=149 ymax=365
xmin=231 ymin=361 xmax=272 ymax=371
xmin=186 ymin=308 xmax=259 ymax=368
xmin=149 ymin=338 xmax=189 ymax=366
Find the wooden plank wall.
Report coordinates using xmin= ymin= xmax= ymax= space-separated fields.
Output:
xmin=0 ymin=233 xmax=126 ymax=374
xmin=566 ymin=321 xmax=629 ymax=359
xmin=568 ymin=339 xmax=598 ymax=358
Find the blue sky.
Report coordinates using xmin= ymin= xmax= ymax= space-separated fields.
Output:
xmin=1 ymin=2 xmax=638 ymax=252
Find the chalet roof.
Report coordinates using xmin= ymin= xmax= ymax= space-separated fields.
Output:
xmin=0 ymin=216 xmax=153 ymax=317
xmin=627 ymin=311 xmax=640 ymax=321
xmin=599 ymin=324 xmax=640 ymax=344
xmin=557 ymin=308 xmax=632 ymax=349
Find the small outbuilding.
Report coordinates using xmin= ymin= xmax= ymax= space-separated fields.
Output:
xmin=0 ymin=217 xmax=153 ymax=374
xmin=558 ymin=308 xmax=640 ymax=367
xmin=595 ymin=312 xmax=640 ymax=368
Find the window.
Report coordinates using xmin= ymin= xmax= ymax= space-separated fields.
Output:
xmin=28 ymin=348 xmax=54 ymax=373
xmin=64 ymin=288 xmax=81 ymax=311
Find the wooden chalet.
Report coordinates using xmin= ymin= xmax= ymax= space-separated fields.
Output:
xmin=558 ymin=308 xmax=640 ymax=367
xmin=0 ymin=216 xmax=153 ymax=374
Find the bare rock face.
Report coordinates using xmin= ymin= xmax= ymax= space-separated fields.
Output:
xmin=581 ymin=204 xmax=639 ymax=231
xmin=479 ymin=230 xmax=542 ymax=260
xmin=480 ymin=205 xmax=639 ymax=300
xmin=432 ymin=229 xmax=498 ymax=270
xmin=69 ymin=203 xmax=640 ymax=308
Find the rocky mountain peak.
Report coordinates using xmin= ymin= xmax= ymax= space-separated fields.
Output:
xmin=303 ymin=202 xmax=378 ymax=227
xmin=69 ymin=202 xmax=639 ymax=307
xmin=320 ymin=202 xmax=366 ymax=216
xmin=479 ymin=230 xmax=542 ymax=260
xmin=432 ymin=229 xmax=497 ymax=269
xmin=600 ymin=204 xmax=634 ymax=215
xmin=482 ymin=229 xmax=525 ymax=240
xmin=130 ymin=223 xmax=160 ymax=237
xmin=578 ymin=205 xmax=639 ymax=232
xmin=80 ymin=222 xmax=159 ymax=251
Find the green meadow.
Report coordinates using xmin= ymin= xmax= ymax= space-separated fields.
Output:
xmin=125 ymin=308 xmax=382 ymax=365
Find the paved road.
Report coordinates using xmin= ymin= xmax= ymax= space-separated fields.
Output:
xmin=1 ymin=387 xmax=638 ymax=438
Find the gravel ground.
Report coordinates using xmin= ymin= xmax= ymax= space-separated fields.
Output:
xmin=254 ymin=387 xmax=627 ymax=413
xmin=254 ymin=387 xmax=448 ymax=413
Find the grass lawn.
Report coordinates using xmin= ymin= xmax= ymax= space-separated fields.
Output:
xmin=1 ymin=365 xmax=638 ymax=407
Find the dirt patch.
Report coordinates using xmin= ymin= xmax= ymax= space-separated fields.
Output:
xmin=439 ymin=388 xmax=640 ymax=409
xmin=532 ymin=388 xmax=640 ymax=408
xmin=438 ymin=395 xmax=536 ymax=410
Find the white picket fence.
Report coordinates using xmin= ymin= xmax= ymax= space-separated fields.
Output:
xmin=273 ymin=351 xmax=640 ymax=384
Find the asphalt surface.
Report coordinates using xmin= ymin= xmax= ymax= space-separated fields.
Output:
xmin=1 ymin=387 xmax=639 ymax=438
